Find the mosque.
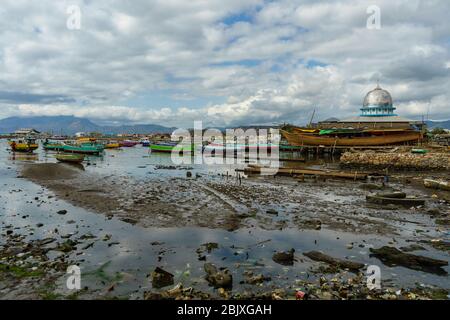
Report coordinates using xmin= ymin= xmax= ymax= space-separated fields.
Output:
xmin=318 ymin=84 xmax=424 ymax=130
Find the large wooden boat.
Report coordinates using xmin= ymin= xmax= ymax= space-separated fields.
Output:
xmin=281 ymin=130 xmax=422 ymax=147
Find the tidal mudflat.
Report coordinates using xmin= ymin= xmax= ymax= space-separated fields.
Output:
xmin=1 ymin=141 xmax=449 ymax=300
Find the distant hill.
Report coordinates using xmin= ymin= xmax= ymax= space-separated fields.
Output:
xmin=426 ymin=120 xmax=450 ymax=129
xmin=0 ymin=116 xmax=175 ymax=135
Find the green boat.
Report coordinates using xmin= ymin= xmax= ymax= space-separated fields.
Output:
xmin=55 ymin=153 xmax=85 ymax=164
xmin=411 ymin=149 xmax=428 ymax=154
xmin=62 ymin=143 xmax=104 ymax=155
xmin=43 ymin=142 xmax=65 ymax=151
xmin=150 ymin=142 xmax=194 ymax=153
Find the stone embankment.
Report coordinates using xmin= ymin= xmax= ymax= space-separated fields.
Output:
xmin=340 ymin=151 xmax=450 ymax=170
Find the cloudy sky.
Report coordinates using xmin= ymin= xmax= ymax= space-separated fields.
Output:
xmin=0 ymin=0 xmax=449 ymax=127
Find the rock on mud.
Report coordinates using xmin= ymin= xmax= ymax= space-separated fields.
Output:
xmin=272 ymin=249 xmax=295 ymax=266
xmin=369 ymin=246 xmax=448 ymax=275
xmin=204 ymin=263 xmax=232 ymax=289
xmin=151 ymin=267 xmax=174 ymax=289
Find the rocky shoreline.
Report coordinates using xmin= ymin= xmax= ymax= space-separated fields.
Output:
xmin=1 ymin=161 xmax=449 ymax=300
xmin=341 ymin=151 xmax=450 ymax=171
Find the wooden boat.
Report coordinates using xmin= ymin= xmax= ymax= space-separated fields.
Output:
xmin=203 ymin=143 xmax=243 ymax=155
xmin=237 ymin=166 xmax=368 ymax=180
xmin=139 ymin=138 xmax=150 ymax=146
xmin=366 ymin=193 xmax=425 ymax=206
xmin=150 ymin=142 xmax=194 ymax=153
xmin=119 ymin=140 xmax=138 ymax=147
xmin=55 ymin=153 xmax=85 ymax=164
xmin=43 ymin=142 xmax=65 ymax=151
xmin=8 ymin=139 xmax=39 ymax=152
xmin=104 ymin=141 xmax=120 ymax=149
xmin=411 ymin=149 xmax=428 ymax=154
xmin=281 ymin=130 xmax=422 ymax=147
xmin=62 ymin=143 xmax=104 ymax=155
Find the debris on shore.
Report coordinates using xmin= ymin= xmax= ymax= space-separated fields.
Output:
xmin=369 ymin=246 xmax=448 ymax=275
xmin=341 ymin=151 xmax=450 ymax=170
xmin=303 ymin=251 xmax=364 ymax=272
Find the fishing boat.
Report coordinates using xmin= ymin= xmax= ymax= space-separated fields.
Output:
xmin=119 ymin=140 xmax=138 ymax=147
xmin=55 ymin=153 xmax=85 ymax=164
xmin=8 ymin=139 xmax=39 ymax=152
xmin=203 ymin=143 xmax=243 ymax=155
xmin=139 ymin=138 xmax=150 ymax=147
xmin=62 ymin=142 xmax=104 ymax=155
xmin=43 ymin=141 xmax=65 ymax=151
xmin=150 ymin=142 xmax=194 ymax=153
xmin=281 ymin=129 xmax=422 ymax=147
xmin=104 ymin=141 xmax=120 ymax=149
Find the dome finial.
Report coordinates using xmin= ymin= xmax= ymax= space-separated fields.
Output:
xmin=376 ymin=78 xmax=380 ymax=89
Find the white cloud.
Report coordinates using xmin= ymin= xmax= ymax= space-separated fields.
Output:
xmin=0 ymin=0 xmax=449 ymax=127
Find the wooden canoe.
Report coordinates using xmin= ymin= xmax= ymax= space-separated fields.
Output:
xmin=237 ymin=166 xmax=368 ymax=180
xmin=281 ymin=130 xmax=422 ymax=147
xmin=56 ymin=154 xmax=85 ymax=163
xmin=366 ymin=195 xmax=425 ymax=206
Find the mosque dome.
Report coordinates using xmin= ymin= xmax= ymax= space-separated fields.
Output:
xmin=361 ymin=84 xmax=396 ymax=117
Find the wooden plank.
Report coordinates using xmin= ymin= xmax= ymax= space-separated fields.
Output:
xmin=237 ymin=166 xmax=368 ymax=180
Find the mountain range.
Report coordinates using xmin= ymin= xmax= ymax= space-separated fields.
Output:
xmin=0 ymin=116 xmax=449 ymax=135
xmin=425 ymin=120 xmax=450 ymax=130
xmin=0 ymin=116 xmax=175 ymax=135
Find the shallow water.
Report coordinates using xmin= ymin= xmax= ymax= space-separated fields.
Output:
xmin=0 ymin=140 xmax=449 ymax=299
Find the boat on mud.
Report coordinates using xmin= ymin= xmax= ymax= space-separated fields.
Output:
xmin=150 ymin=142 xmax=194 ymax=153
xmin=62 ymin=142 xmax=104 ymax=155
xmin=281 ymin=128 xmax=423 ymax=147
xmin=366 ymin=192 xmax=426 ymax=206
xmin=43 ymin=141 xmax=65 ymax=151
xmin=55 ymin=153 xmax=85 ymax=164
xmin=104 ymin=141 xmax=120 ymax=149
xmin=139 ymin=138 xmax=150 ymax=147
xmin=8 ymin=139 xmax=39 ymax=152
xmin=203 ymin=143 xmax=278 ymax=155
xmin=119 ymin=140 xmax=139 ymax=147
xmin=203 ymin=143 xmax=243 ymax=155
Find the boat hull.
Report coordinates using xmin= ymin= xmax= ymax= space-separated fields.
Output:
xmin=104 ymin=143 xmax=120 ymax=149
xmin=56 ymin=154 xmax=85 ymax=163
xmin=9 ymin=142 xmax=39 ymax=152
xmin=150 ymin=143 xmax=194 ymax=153
xmin=62 ymin=145 xmax=103 ymax=155
xmin=43 ymin=143 xmax=65 ymax=151
xmin=281 ymin=130 xmax=422 ymax=147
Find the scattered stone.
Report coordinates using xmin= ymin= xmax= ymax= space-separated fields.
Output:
xmin=400 ymin=244 xmax=427 ymax=252
xmin=204 ymin=263 xmax=232 ymax=289
xmin=57 ymin=210 xmax=67 ymax=215
xmin=151 ymin=267 xmax=174 ymax=289
xmin=370 ymin=246 xmax=448 ymax=275
xmin=272 ymin=249 xmax=295 ymax=266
